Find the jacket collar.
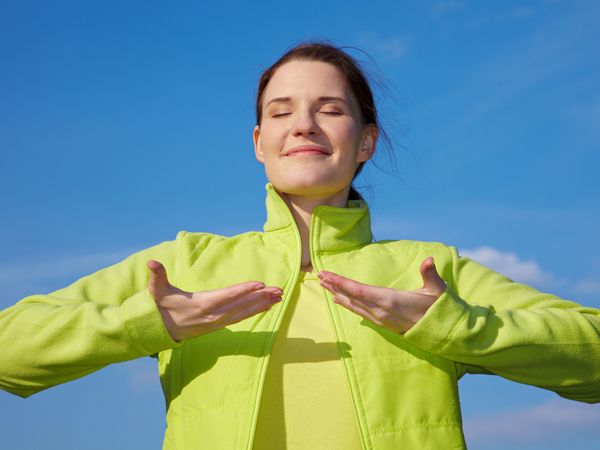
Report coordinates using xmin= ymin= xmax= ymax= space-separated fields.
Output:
xmin=262 ymin=183 xmax=373 ymax=252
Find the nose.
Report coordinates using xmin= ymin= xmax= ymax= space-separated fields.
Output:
xmin=291 ymin=111 xmax=321 ymax=137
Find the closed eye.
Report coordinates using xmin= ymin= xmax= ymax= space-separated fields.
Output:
xmin=272 ymin=113 xmax=291 ymax=118
xmin=320 ymin=111 xmax=343 ymax=115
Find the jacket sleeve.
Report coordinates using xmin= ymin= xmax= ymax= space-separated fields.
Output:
xmin=402 ymin=245 xmax=600 ymax=404
xmin=0 ymin=234 xmax=184 ymax=398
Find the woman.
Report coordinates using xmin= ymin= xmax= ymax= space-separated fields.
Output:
xmin=1 ymin=42 xmax=599 ymax=450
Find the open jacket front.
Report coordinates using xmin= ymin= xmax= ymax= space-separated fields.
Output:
xmin=2 ymin=183 xmax=600 ymax=449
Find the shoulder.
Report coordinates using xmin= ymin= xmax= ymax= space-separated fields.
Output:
xmin=175 ymin=230 xmax=226 ymax=249
xmin=364 ymin=238 xmax=460 ymax=279
xmin=174 ymin=229 xmax=267 ymax=257
xmin=369 ymin=238 xmax=458 ymax=258
xmin=175 ymin=229 xmax=265 ymax=246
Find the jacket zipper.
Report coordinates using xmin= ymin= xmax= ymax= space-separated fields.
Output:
xmin=309 ymin=208 xmax=371 ymax=450
xmin=245 ymin=194 xmax=303 ymax=450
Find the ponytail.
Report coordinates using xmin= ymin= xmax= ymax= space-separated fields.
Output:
xmin=348 ymin=185 xmax=363 ymax=202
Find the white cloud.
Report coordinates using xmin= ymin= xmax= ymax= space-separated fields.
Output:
xmin=118 ymin=358 xmax=161 ymax=394
xmin=459 ymin=246 xmax=557 ymax=287
xmin=423 ymin=4 xmax=600 ymax=137
xmin=567 ymin=98 xmax=600 ymax=143
xmin=128 ymin=363 xmax=160 ymax=393
xmin=357 ymin=33 xmax=409 ymax=61
xmin=511 ymin=6 xmax=536 ymax=19
xmin=431 ymin=0 xmax=466 ymax=17
xmin=573 ymin=278 xmax=600 ymax=295
xmin=0 ymin=249 xmax=134 ymax=284
xmin=372 ymin=37 xmax=407 ymax=60
xmin=464 ymin=399 xmax=600 ymax=445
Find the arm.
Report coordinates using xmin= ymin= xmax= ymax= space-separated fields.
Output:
xmin=403 ymin=246 xmax=600 ymax=403
xmin=0 ymin=235 xmax=183 ymax=398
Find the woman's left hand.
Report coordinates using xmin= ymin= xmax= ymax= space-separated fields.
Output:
xmin=318 ymin=257 xmax=447 ymax=334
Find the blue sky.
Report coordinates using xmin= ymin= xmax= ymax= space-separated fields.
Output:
xmin=1 ymin=1 xmax=599 ymax=449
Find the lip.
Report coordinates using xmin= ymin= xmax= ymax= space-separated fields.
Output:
xmin=284 ymin=145 xmax=330 ymax=156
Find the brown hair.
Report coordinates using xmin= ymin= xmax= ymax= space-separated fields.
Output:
xmin=255 ymin=41 xmax=389 ymax=201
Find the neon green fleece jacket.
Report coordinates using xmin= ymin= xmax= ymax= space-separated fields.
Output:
xmin=1 ymin=183 xmax=599 ymax=449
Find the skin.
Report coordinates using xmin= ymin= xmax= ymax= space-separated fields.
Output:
xmin=146 ymin=260 xmax=284 ymax=341
xmin=253 ymin=60 xmax=376 ymax=272
xmin=318 ymin=257 xmax=447 ymax=334
xmin=147 ymin=59 xmax=447 ymax=341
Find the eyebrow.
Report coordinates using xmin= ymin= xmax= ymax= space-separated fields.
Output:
xmin=264 ymin=96 xmax=349 ymax=108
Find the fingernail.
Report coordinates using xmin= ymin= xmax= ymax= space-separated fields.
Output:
xmin=253 ymin=283 xmax=266 ymax=290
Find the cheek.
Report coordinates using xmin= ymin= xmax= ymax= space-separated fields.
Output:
xmin=259 ymin=125 xmax=288 ymax=153
xmin=329 ymin=120 xmax=361 ymax=143
xmin=329 ymin=124 xmax=362 ymax=161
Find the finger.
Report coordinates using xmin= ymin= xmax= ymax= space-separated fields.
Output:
xmin=147 ymin=259 xmax=168 ymax=281
xmin=221 ymin=295 xmax=282 ymax=326
xmin=209 ymin=281 xmax=267 ymax=299
xmin=320 ymin=278 xmax=385 ymax=319
xmin=319 ymin=272 xmax=393 ymax=319
xmin=322 ymin=281 xmax=384 ymax=326
xmin=318 ymin=271 xmax=384 ymax=303
xmin=419 ymin=257 xmax=447 ymax=294
xmin=147 ymin=260 xmax=172 ymax=296
xmin=210 ymin=287 xmax=282 ymax=316
xmin=201 ymin=282 xmax=280 ymax=311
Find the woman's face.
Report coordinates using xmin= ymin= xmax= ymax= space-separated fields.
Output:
xmin=253 ymin=59 xmax=376 ymax=199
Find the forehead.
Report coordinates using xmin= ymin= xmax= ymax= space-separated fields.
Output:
xmin=263 ymin=60 xmax=353 ymax=103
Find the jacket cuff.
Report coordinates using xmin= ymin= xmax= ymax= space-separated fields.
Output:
xmin=121 ymin=289 xmax=183 ymax=355
xmin=402 ymin=286 xmax=469 ymax=353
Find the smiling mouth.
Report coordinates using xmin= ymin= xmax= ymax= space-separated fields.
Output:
xmin=285 ymin=145 xmax=330 ymax=156
xmin=288 ymin=150 xmax=328 ymax=156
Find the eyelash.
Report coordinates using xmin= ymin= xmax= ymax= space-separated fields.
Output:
xmin=271 ymin=111 xmax=342 ymax=118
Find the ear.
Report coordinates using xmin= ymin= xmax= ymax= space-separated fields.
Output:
xmin=357 ymin=125 xmax=378 ymax=163
xmin=253 ymin=125 xmax=264 ymax=164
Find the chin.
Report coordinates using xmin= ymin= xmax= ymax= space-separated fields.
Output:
xmin=270 ymin=177 xmax=349 ymax=198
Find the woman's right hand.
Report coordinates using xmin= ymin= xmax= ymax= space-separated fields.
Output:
xmin=146 ymin=260 xmax=283 ymax=341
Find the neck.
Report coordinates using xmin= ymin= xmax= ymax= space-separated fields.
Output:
xmin=279 ymin=186 xmax=351 ymax=272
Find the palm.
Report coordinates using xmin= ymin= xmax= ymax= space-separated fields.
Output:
xmin=146 ymin=260 xmax=283 ymax=341
xmin=318 ymin=257 xmax=447 ymax=334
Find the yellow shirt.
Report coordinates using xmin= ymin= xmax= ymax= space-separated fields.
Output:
xmin=253 ymin=270 xmax=363 ymax=449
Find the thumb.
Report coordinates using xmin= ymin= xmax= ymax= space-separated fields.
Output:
xmin=419 ymin=257 xmax=446 ymax=294
xmin=147 ymin=260 xmax=173 ymax=298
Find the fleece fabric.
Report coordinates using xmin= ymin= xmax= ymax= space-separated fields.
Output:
xmin=1 ymin=182 xmax=599 ymax=450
